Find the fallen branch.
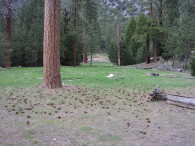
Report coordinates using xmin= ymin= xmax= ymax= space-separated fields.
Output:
xmin=166 ymin=95 xmax=195 ymax=106
xmin=167 ymin=100 xmax=195 ymax=110
xmin=150 ymin=86 xmax=195 ymax=110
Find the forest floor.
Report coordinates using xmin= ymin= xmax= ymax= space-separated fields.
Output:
xmin=0 ymin=60 xmax=195 ymax=145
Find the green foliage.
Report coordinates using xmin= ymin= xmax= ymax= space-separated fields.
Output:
xmin=162 ymin=0 xmax=194 ymax=65
xmin=190 ymin=57 xmax=195 ymax=76
xmin=0 ymin=32 xmax=6 ymax=67
xmin=10 ymin=0 xmax=84 ymax=67
xmin=133 ymin=14 xmax=149 ymax=63
xmin=108 ymin=37 xmax=134 ymax=65
xmin=82 ymin=0 xmax=100 ymax=65
xmin=120 ymin=37 xmax=134 ymax=65
xmin=125 ymin=17 xmax=138 ymax=59
xmin=60 ymin=33 xmax=82 ymax=66
xmin=136 ymin=44 xmax=147 ymax=63
xmin=11 ymin=0 xmax=44 ymax=67
xmin=133 ymin=14 xmax=149 ymax=44
xmin=108 ymin=40 xmax=117 ymax=64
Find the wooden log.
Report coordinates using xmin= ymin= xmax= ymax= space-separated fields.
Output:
xmin=167 ymin=100 xmax=195 ymax=110
xmin=166 ymin=95 xmax=195 ymax=106
xmin=150 ymin=87 xmax=195 ymax=109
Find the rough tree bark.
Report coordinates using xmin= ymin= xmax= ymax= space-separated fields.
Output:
xmin=117 ymin=24 xmax=120 ymax=66
xmin=5 ymin=0 xmax=12 ymax=68
xmin=43 ymin=0 xmax=62 ymax=89
xmin=73 ymin=1 xmax=77 ymax=67
xmin=150 ymin=3 xmax=157 ymax=63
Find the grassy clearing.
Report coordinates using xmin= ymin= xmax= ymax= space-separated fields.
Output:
xmin=0 ymin=63 xmax=194 ymax=90
xmin=0 ymin=63 xmax=195 ymax=145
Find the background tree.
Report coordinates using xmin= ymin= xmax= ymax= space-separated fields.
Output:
xmin=60 ymin=0 xmax=83 ymax=66
xmin=12 ymin=0 xmax=44 ymax=67
xmin=133 ymin=14 xmax=150 ymax=63
xmin=82 ymin=0 xmax=98 ymax=64
xmin=125 ymin=16 xmax=138 ymax=64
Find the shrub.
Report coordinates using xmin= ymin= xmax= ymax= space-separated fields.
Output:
xmin=136 ymin=44 xmax=147 ymax=64
xmin=60 ymin=33 xmax=82 ymax=66
xmin=107 ymin=38 xmax=135 ymax=65
xmin=190 ymin=57 xmax=195 ymax=76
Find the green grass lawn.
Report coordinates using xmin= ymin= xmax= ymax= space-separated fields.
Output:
xmin=0 ymin=63 xmax=194 ymax=90
xmin=0 ymin=63 xmax=194 ymax=145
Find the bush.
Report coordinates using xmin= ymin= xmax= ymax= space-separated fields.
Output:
xmin=0 ymin=32 xmax=6 ymax=67
xmin=136 ymin=44 xmax=147 ymax=64
xmin=60 ymin=33 xmax=82 ymax=66
xmin=107 ymin=38 xmax=135 ymax=65
xmin=108 ymin=40 xmax=117 ymax=65
xmin=190 ymin=58 xmax=195 ymax=76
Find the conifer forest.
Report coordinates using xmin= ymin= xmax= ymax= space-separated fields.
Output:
xmin=0 ymin=0 xmax=194 ymax=145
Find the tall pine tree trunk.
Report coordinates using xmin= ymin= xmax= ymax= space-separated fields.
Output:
xmin=83 ymin=26 xmax=87 ymax=64
xmin=153 ymin=39 xmax=157 ymax=63
xmin=150 ymin=3 xmax=157 ymax=63
xmin=146 ymin=37 xmax=150 ymax=64
xmin=159 ymin=0 xmax=163 ymax=26
xmin=90 ymin=51 xmax=92 ymax=67
xmin=43 ymin=0 xmax=62 ymax=89
xmin=117 ymin=24 xmax=120 ymax=66
xmin=5 ymin=0 xmax=12 ymax=68
xmin=73 ymin=1 xmax=77 ymax=67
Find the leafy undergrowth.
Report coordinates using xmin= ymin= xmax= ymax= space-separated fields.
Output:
xmin=0 ymin=63 xmax=194 ymax=145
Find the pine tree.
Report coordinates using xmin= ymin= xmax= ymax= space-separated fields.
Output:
xmin=134 ymin=14 xmax=150 ymax=63
xmin=43 ymin=0 xmax=62 ymax=89
xmin=12 ymin=0 xmax=44 ymax=67
xmin=5 ymin=0 xmax=12 ymax=68
xmin=82 ymin=0 xmax=98 ymax=64
xmin=125 ymin=16 xmax=138 ymax=62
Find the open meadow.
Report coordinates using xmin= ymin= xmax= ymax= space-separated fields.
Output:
xmin=0 ymin=63 xmax=195 ymax=145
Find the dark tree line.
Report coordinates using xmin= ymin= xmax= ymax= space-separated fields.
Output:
xmin=108 ymin=0 xmax=194 ymax=67
xmin=0 ymin=0 xmax=100 ymax=68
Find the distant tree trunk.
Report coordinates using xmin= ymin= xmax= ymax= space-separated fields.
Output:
xmin=5 ymin=0 xmax=12 ymax=68
xmin=83 ymin=26 xmax=88 ymax=64
xmin=63 ymin=8 xmax=71 ymax=34
xmin=146 ymin=37 xmax=150 ymax=64
xmin=153 ymin=39 xmax=157 ymax=63
xmin=43 ymin=0 xmax=62 ymax=89
xmin=150 ymin=3 xmax=157 ymax=63
xmin=150 ymin=3 xmax=153 ymax=19
xmin=159 ymin=0 xmax=163 ymax=26
xmin=184 ymin=39 xmax=188 ymax=71
xmin=117 ymin=24 xmax=120 ymax=66
xmin=90 ymin=52 xmax=92 ymax=67
xmin=73 ymin=2 xmax=77 ymax=67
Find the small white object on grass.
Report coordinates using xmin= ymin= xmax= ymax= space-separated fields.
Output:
xmin=37 ymin=78 xmax=43 ymax=80
xmin=107 ymin=74 xmax=114 ymax=78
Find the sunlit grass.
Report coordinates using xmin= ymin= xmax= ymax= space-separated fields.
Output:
xmin=0 ymin=63 xmax=194 ymax=90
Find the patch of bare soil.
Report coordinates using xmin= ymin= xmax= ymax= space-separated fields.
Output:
xmin=88 ymin=54 xmax=110 ymax=63
xmin=0 ymin=86 xmax=194 ymax=145
xmin=131 ymin=62 xmax=159 ymax=69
